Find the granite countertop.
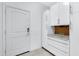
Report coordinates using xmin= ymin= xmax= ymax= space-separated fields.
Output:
xmin=47 ymin=34 xmax=69 ymax=42
xmin=47 ymin=34 xmax=69 ymax=45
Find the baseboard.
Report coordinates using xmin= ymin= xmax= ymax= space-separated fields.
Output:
xmin=16 ymin=51 xmax=30 ymax=56
xmin=42 ymin=47 xmax=55 ymax=56
xmin=16 ymin=47 xmax=55 ymax=56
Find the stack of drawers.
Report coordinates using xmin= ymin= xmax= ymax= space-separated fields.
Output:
xmin=43 ymin=37 xmax=69 ymax=56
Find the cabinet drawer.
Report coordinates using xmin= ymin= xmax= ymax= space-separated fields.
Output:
xmin=46 ymin=43 xmax=69 ymax=56
xmin=48 ymin=38 xmax=69 ymax=47
xmin=47 ymin=39 xmax=69 ymax=53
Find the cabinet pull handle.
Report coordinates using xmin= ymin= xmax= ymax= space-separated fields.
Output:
xmin=27 ymin=28 xmax=30 ymax=32
xmin=70 ymin=4 xmax=72 ymax=14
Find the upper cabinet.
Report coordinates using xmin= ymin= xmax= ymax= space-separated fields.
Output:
xmin=70 ymin=3 xmax=79 ymax=14
xmin=44 ymin=10 xmax=50 ymax=26
xmin=50 ymin=3 xmax=70 ymax=26
xmin=50 ymin=4 xmax=59 ymax=26
xmin=59 ymin=3 xmax=70 ymax=25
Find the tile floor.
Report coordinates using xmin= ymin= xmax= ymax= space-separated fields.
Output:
xmin=20 ymin=48 xmax=52 ymax=56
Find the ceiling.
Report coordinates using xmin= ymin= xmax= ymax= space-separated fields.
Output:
xmin=40 ymin=2 xmax=57 ymax=7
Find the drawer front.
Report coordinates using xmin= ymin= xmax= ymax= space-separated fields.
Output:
xmin=47 ymin=39 xmax=69 ymax=53
xmin=46 ymin=44 xmax=69 ymax=56
xmin=48 ymin=38 xmax=69 ymax=48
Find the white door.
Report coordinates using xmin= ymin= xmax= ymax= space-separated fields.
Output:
xmin=0 ymin=3 xmax=3 ymax=56
xmin=6 ymin=6 xmax=30 ymax=56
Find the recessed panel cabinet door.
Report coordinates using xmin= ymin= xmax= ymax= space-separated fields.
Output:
xmin=50 ymin=4 xmax=59 ymax=26
xmin=0 ymin=3 xmax=3 ymax=56
xmin=6 ymin=6 xmax=30 ymax=56
xmin=59 ymin=3 xmax=70 ymax=25
xmin=70 ymin=3 xmax=79 ymax=14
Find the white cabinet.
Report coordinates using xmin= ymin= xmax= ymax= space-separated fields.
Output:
xmin=42 ymin=36 xmax=69 ymax=56
xmin=70 ymin=3 xmax=79 ymax=14
xmin=47 ymin=37 xmax=69 ymax=56
xmin=59 ymin=3 xmax=70 ymax=25
xmin=44 ymin=10 xmax=50 ymax=26
xmin=50 ymin=4 xmax=59 ymax=26
xmin=50 ymin=3 xmax=70 ymax=26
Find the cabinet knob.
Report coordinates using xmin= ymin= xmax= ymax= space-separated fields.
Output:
xmin=27 ymin=28 xmax=30 ymax=32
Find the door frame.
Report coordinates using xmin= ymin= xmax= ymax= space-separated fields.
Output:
xmin=0 ymin=3 xmax=3 ymax=56
xmin=2 ymin=3 xmax=31 ymax=56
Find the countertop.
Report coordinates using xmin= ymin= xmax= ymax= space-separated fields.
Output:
xmin=47 ymin=34 xmax=69 ymax=44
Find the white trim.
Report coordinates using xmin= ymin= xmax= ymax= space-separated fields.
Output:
xmin=2 ymin=2 xmax=6 ymax=56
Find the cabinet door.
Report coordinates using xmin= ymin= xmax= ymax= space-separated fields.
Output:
xmin=0 ymin=3 xmax=3 ymax=56
xmin=45 ymin=10 xmax=50 ymax=26
xmin=70 ymin=2 xmax=79 ymax=14
xmin=59 ymin=3 xmax=70 ymax=25
xmin=50 ymin=4 xmax=59 ymax=26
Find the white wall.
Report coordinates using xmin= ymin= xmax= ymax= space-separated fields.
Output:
xmin=70 ymin=3 xmax=79 ymax=56
xmin=5 ymin=2 xmax=48 ymax=51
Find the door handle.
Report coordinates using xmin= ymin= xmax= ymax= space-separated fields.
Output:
xmin=27 ymin=28 xmax=30 ymax=32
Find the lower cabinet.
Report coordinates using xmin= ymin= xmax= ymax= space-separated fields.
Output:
xmin=42 ymin=38 xmax=69 ymax=56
